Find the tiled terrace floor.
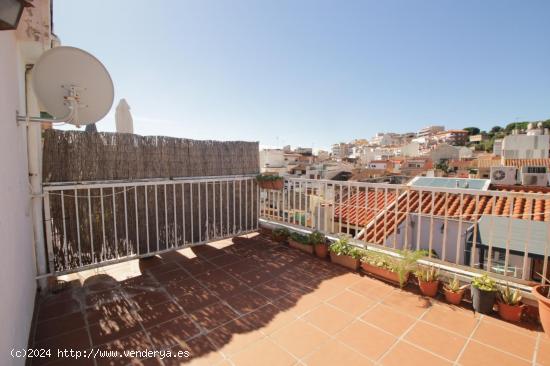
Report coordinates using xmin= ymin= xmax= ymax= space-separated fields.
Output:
xmin=30 ymin=233 xmax=549 ymax=366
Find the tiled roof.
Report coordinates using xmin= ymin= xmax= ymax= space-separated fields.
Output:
xmin=476 ymin=156 xmax=501 ymax=168
xmin=336 ymin=188 xmax=550 ymax=244
xmin=503 ymin=158 xmax=550 ymax=168
xmin=333 ymin=188 xmax=397 ymax=226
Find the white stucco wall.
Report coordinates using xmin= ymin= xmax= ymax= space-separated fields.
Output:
xmin=0 ymin=32 xmax=37 ymax=366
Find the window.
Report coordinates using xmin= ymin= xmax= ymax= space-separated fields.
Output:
xmin=526 ymin=166 xmax=547 ymax=174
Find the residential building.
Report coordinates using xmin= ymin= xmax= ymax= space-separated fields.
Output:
xmin=417 ymin=125 xmax=444 ymax=138
xmin=331 ymin=142 xmax=350 ymax=159
xmin=435 ymin=129 xmax=469 ymax=146
xmin=259 ymin=149 xmax=285 ymax=172
xmin=294 ymin=146 xmax=313 ymax=155
xmin=501 ymin=125 xmax=550 ymax=159
xmin=400 ymin=141 xmax=421 ymax=157
xmin=428 ymin=143 xmax=460 ymax=163
xmin=493 ymin=139 xmax=503 ymax=156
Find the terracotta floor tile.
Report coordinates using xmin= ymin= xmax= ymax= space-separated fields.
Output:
xmin=88 ymin=311 xmax=142 ymax=346
xmin=224 ymin=289 xmax=270 ymax=314
xmin=190 ymin=302 xmax=239 ymax=331
xmin=230 ymin=338 xmax=295 ymax=366
xmin=381 ymin=290 xmax=433 ymax=318
xmin=34 ymin=311 xmax=86 ymax=341
xmin=537 ymin=336 xmax=550 ymax=366
xmin=35 ymin=327 xmax=91 ymax=352
xmin=472 ymin=320 xmax=536 ymax=360
xmin=253 ymin=306 xmax=297 ymax=335
xmin=328 ymin=290 xmax=375 ymax=317
xmin=302 ymin=303 xmax=354 ymax=334
xmin=234 ymin=268 xmax=274 ymax=286
xmin=207 ymin=253 xmax=243 ymax=267
xmin=210 ymin=318 xmax=266 ymax=356
xmin=146 ymin=315 xmax=201 ymax=350
xmin=273 ymin=292 xmax=323 ymax=317
xmin=85 ymin=289 xmax=126 ymax=308
xmin=335 ymin=320 xmax=396 ymax=360
xmin=128 ymin=288 xmax=172 ymax=308
xmin=304 ymin=341 xmax=374 ymax=366
xmin=380 ymin=341 xmax=452 ymax=366
xmin=361 ymin=304 xmax=416 ymax=337
xmin=404 ymin=321 xmax=467 ymax=361
xmin=164 ymin=336 xmax=223 ymax=366
xmin=458 ymin=340 xmax=531 ymax=366
xmin=349 ymin=280 xmax=395 ymax=301
xmin=85 ymin=298 xmax=135 ymax=326
xmin=37 ymin=299 xmax=81 ymax=321
xmin=271 ymin=320 xmax=330 ymax=358
xmin=179 ymin=260 xmax=213 ymax=276
xmin=150 ymin=268 xmax=190 ymax=284
xmin=136 ymin=300 xmax=184 ymax=328
xmin=95 ymin=331 xmax=152 ymax=366
xmin=322 ymin=272 xmax=363 ymax=289
xmin=303 ymin=281 xmax=344 ymax=301
xmin=421 ymin=304 xmax=479 ymax=337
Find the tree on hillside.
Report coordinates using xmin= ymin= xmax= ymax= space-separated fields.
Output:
xmin=490 ymin=126 xmax=503 ymax=134
xmin=463 ymin=127 xmax=480 ymax=136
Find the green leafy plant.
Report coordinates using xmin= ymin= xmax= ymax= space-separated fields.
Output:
xmin=415 ymin=266 xmax=439 ymax=283
xmin=471 ymin=274 xmax=497 ymax=292
xmin=308 ymin=231 xmax=325 ymax=245
xmin=498 ymin=283 xmax=522 ymax=305
xmin=361 ymin=249 xmax=427 ymax=288
xmin=272 ymin=227 xmax=290 ymax=238
xmin=256 ymin=174 xmax=283 ymax=182
xmin=290 ymin=232 xmax=311 ymax=245
xmin=444 ymin=276 xmax=468 ymax=293
xmin=329 ymin=236 xmax=364 ymax=258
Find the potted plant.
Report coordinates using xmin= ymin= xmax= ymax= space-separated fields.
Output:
xmin=471 ymin=274 xmax=497 ymax=314
xmin=497 ymin=283 xmax=524 ymax=322
xmin=256 ymin=174 xmax=284 ymax=190
xmin=271 ymin=227 xmax=290 ymax=243
xmin=443 ymin=276 xmax=467 ymax=305
xmin=532 ymin=273 xmax=550 ymax=336
xmin=309 ymin=231 xmax=328 ymax=258
xmin=416 ymin=266 xmax=440 ymax=297
xmin=329 ymin=236 xmax=363 ymax=270
xmin=288 ymin=232 xmax=314 ymax=254
xmin=361 ymin=249 xmax=425 ymax=288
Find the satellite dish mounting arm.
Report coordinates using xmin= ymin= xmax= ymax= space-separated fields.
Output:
xmin=17 ymin=86 xmax=81 ymax=126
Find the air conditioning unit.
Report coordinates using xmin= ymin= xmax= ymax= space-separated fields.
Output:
xmin=521 ymin=174 xmax=548 ymax=186
xmin=490 ymin=166 xmax=517 ymax=186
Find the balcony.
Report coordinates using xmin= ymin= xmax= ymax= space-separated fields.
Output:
xmin=30 ymin=234 xmax=548 ymax=366
xmin=28 ymin=176 xmax=550 ymax=365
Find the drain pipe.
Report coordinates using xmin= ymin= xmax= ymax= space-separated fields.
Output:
xmin=24 ymin=64 xmax=48 ymax=291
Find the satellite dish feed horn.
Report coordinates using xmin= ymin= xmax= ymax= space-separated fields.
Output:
xmin=16 ymin=46 xmax=114 ymax=127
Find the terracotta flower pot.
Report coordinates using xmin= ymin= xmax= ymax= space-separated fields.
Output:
xmin=289 ymin=239 xmax=314 ymax=254
xmin=498 ymin=302 xmax=524 ymax=323
xmin=271 ymin=233 xmax=287 ymax=243
xmin=444 ymin=289 xmax=465 ymax=305
xmin=532 ymin=285 xmax=550 ymax=336
xmin=314 ymin=243 xmax=329 ymax=258
xmin=330 ymin=252 xmax=359 ymax=270
xmin=361 ymin=262 xmax=403 ymax=285
xmin=271 ymin=178 xmax=284 ymax=190
xmin=419 ymin=280 xmax=439 ymax=298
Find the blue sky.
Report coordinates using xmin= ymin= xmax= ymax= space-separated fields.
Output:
xmin=54 ymin=0 xmax=550 ymax=150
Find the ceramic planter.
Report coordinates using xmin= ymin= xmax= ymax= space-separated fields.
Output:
xmin=471 ymin=286 xmax=496 ymax=314
xmin=498 ymin=302 xmax=524 ymax=322
xmin=289 ymin=239 xmax=314 ymax=254
xmin=271 ymin=178 xmax=284 ymax=190
xmin=330 ymin=252 xmax=359 ymax=270
xmin=419 ymin=280 xmax=439 ymax=298
xmin=444 ymin=289 xmax=465 ymax=305
xmin=314 ymin=243 xmax=329 ymax=258
xmin=361 ymin=262 xmax=402 ymax=285
xmin=532 ymin=285 xmax=550 ymax=336
xmin=258 ymin=180 xmax=273 ymax=190
xmin=271 ymin=233 xmax=287 ymax=243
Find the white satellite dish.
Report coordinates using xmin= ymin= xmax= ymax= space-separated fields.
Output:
xmin=23 ymin=46 xmax=114 ymax=126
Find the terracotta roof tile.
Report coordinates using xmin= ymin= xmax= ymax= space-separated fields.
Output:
xmin=332 ymin=186 xmax=550 ymax=244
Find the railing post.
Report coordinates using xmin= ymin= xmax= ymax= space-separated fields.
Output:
xmin=42 ymin=191 xmax=55 ymax=286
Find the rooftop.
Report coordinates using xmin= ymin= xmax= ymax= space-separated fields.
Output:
xmin=29 ymin=233 xmax=548 ymax=366
xmin=408 ymin=177 xmax=490 ymax=190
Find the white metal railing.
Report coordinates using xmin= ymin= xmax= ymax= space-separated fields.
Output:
xmin=259 ymin=177 xmax=550 ymax=285
xmin=43 ymin=175 xmax=258 ymax=275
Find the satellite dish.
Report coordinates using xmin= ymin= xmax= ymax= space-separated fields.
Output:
xmin=31 ymin=46 xmax=114 ymax=126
